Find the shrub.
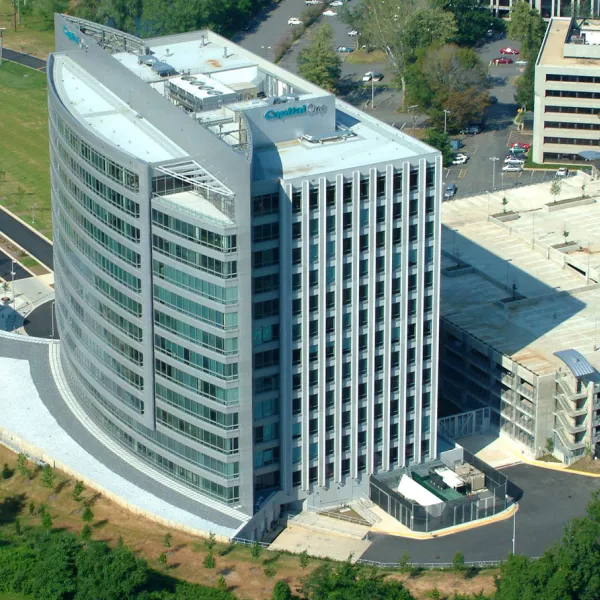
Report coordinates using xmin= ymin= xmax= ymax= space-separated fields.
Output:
xmin=72 ymin=480 xmax=85 ymax=501
xmin=163 ymin=532 xmax=172 ymax=549
xmin=272 ymin=580 xmax=293 ymax=600
xmin=205 ymin=531 xmax=216 ymax=550
xmin=42 ymin=464 xmax=55 ymax=489
xmin=17 ymin=453 xmax=28 ymax=476
xmin=82 ymin=506 xmax=94 ymax=523
xmin=264 ymin=565 xmax=277 ymax=578
xmin=250 ymin=540 xmax=262 ymax=559
xmin=1 ymin=463 xmax=13 ymax=479
xmin=158 ymin=551 xmax=168 ymax=568
xmin=203 ymin=552 xmax=216 ymax=569
xmin=217 ymin=575 xmax=227 ymax=591
xmin=300 ymin=549 xmax=309 ymax=568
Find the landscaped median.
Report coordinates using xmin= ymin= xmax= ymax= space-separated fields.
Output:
xmin=0 ymin=61 xmax=52 ymax=240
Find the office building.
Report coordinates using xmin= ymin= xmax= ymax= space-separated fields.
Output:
xmin=533 ymin=17 xmax=600 ymax=165
xmin=488 ymin=0 xmax=599 ymax=19
xmin=439 ymin=185 xmax=600 ymax=464
xmin=49 ymin=14 xmax=442 ymax=535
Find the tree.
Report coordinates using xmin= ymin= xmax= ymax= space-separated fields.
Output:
xmin=17 ymin=453 xmax=28 ymax=477
xmin=250 ymin=540 xmax=262 ymax=559
xmin=203 ymin=551 xmax=216 ymax=569
xmin=502 ymin=197 xmax=509 ymax=212
xmin=514 ymin=62 xmax=535 ymax=112
xmin=398 ymin=550 xmax=411 ymax=571
xmin=42 ymin=464 xmax=55 ymax=489
xmin=402 ymin=7 xmax=457 ymax=56
xmin=407 ymin=44 xmax=489 ymax=130
xmin=508 ymin=2 xmax=547 ymax=60
xmin=272 ymin=580 xmax=293 ymax=600
xmin=452 ymin=550 xmax=466 ymax=574
xmin=297 ymin=23 xmax=342 ymax=92
xmin=550 ymin=179 xmax=562 ymax=202
xmin=217 ymin=575 xmax=228 ymax=591
xmin=72 ymin=480 xmax=85 ymax=502
xmin=82 ymin=506 xmax=94 ymax=524
xmin=436 ymin=0 xmax=504 ymax=47
xmin=424 ymin=129 xmax=453 ymax=166
xmin=299 ymin=549 xmax=309 ymax=569
xmin=158 ymin=551 xmax=168 ymax=568
xmin=81 ymin=524 xmax=92 ymax=541
xmin=546 ymin=437 xmax=555 ymax=454
xmin=163 ymin=532 xmax=172 ymax=549
xmin=33 ymin=0 xmax=70 ymax=30
xmin=204 ymin=531 xmax=216 ymax=551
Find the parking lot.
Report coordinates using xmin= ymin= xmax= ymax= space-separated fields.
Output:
xmin=236 ymin=2 xmax=556 ymax=198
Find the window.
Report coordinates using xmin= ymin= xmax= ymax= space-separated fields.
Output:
xmin=309 ymin=187 xmax=319 ymax=210
xmin=292 ymin=189 xmax=302 ymax=213
xmin=253 ymin=193 xmax=279 ymax=216
xmin=253 ymin=222 xmax=279 ymax=243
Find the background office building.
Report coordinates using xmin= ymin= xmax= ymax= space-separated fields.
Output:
xmin=439 ymin=188 xmax=600 ymax=464
xmin=488 ymin=0 xmax=599 ymax=19
xmin=533 ymin=17 xmax=600 ymax=164
xmin=49 ymin=15 xmax=442 ymax=532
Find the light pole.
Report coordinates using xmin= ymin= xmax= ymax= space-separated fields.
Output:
xmin=31 ymin=202 xmax=38 ymax=224
xmin=408 ymin=105 xmax=419 ymax=137
xmin=51 ymin=301 xmax=55 ymax=338
xmin=490 ymin=156 xmax=500 ymax=190
xmin=443 ymin=109 xmax=451 ymax=134
xmin=10 ymin=260 xmax=16 ymax=313
xmin=512 ymin=504 xmax=517 ymax=554
xmin=0 ymin=28 xmax=6 ymax=67
xmin=371 ymin=76 xmax=375 ymax=110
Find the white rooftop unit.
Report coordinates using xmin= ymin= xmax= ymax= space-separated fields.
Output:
xmin=166 ymin=74 xmax=238 ymax=111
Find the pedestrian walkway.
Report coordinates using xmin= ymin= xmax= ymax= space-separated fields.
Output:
xmin=0 ymin=275 xmax=54 ymax=334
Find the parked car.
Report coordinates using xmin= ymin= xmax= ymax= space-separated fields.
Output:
xmin=450 ymin=139 xmax=463 ymax=151
xmin=556 ymin=167 xmax=569 ymax=177
xmin=323 ymin=9 xmax=337 ymax=15
xmin=305 ymin=0 xmax=322 ymax=4
xmin=288 ymin=17 xmax=303 ymax=25
xmin=460 ymin=125 xmax=481 ymax=135
xmin=362 ymin=71 xmax=384 ymax=82
xmin=452 ymin=154 xmax=469 ymax=165
xmin=511 ymin=142 xmax=531 ymax=150
xmin=492 ymin=57 xmax=513 ymax=65
xmin=502 ymin=164 xmax=523 ymax=172
xmin=489 ymin=95 xmax=498 ymax=104
xmin=330 ymin=0 xmax=344 ymax=5
xmin=500 ymin=47 xmax=520 ymax=55
xmin=336 ymin=46 xmax=354 ymax=53
xmin=504 ymin=156 xmax=525 ymax=165
xmin=348 ymin=30 xmax=359 ymax=36
xmin=510 ymin=146 xmax=527 ymax=156
xmin=444 ymin=184 xmax=458 ymax=199
xmin=515 ymin=59 xmax=528 ymax=66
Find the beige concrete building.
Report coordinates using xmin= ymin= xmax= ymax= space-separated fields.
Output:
xmin=489 ymin=0 xmax=599 ymax=20
xmin=439 ymin=175 xmax=600 ymax=464
xmin=533 ymin=17 xmax=600 ymax=164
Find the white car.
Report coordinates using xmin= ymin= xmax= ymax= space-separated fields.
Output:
xmin=556 ymin=167 xmax=569 ymax=177
xmin=362 ymin=71 xmax=384 ymax=82
xmin=330 ymin=0 xmax=344 ymax=5
xmin=348 ymin=30 xmax=359 ymax=36
xmin=515 ymin=59 xmax=528 ymax=66
xmin=502 ymin=164 xmax=523 ymax=172
xmin=323 ymin=9 xmax=337 ymax=15
xmin=305 ymin=0 xmax=322 ymax=4
xmin=288 ymin=17 xmax=303 ymax=25
xmin=452 ymin=154 xmax=469 ymax=165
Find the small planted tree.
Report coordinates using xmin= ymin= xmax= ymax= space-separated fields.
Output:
xmin=546 ymin=437 xmax=555 ymax=454
xmin=72 ymin=480 xmax=85 ymax=501
xmin=250 ymin=540 xmax=262 ymax=559
xmin=82 ymin=505 xmax=94 ymax=524
xmin=42 ymin=512 xmax=53 ymax=534
xmin=203 ymin=551 xmax=216 ymax=569
xmin=300 ymin=549 xmax=309 ymax=568
xmin=163 ymin=532 xmax=172 ymax=549
xmin=452 ymin=550 xmax=466 ymax=575
xmin=582 ymin=183 xmax=587 ymax=198
xmin=158 ymin=551 xmax=168 ymax=569
xmin=563 ymin=228 xmax=569 ymax=243
xmin=398 ymin=550 xmax=411 ymax=572
xmin=1 ymin=281 xmax=9 ymax=299
xmin=272 ymin=580 xmax=293 ymax=600
xmin=217 ymin=576 xmax=227 ymax=592
xmin=550 ymin=178 xmax=562 ymax=203
xmin=204 ymin=531 xmax=216 ymax=550
xmin=502 ymin=196 xmax=509 ymax=213
xmin=81 ymin=524 xmax=92 ymax=540
xmin=42 ymin=464 xmax=55 ymax=489
xmin=17 ymin=453 xmax=28 ymax=476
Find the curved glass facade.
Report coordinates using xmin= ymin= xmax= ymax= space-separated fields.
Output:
xmin=49 ymin=82 xmax=241 ymax=505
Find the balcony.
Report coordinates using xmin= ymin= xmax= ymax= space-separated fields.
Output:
xmin=500 ymin=373 xmax=515 ymax=388
xmin=517 ymin=384 xmax=535 ymax=400
xmin=557 ymin=376 xmax=588 ymax=402
xmin=554 ymin=426 xmax=586 ymax=452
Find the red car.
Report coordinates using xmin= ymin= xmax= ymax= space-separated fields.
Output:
xmin=500 ymin=47 xmax=520 ymax=55
xmin=511 ymin=142 xmax=531 ymax=150
xmin=492 ymin=57 xmax=513 ymax=65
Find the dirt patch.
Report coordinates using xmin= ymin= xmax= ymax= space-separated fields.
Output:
xmin=0 ymin=444 xmax=499 ymax=599
xmin=568 ymin=456 xmax=600 ymax=474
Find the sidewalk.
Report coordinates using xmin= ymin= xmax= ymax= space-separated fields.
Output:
xmin=0 ymin=275 xmax=54 ymax=334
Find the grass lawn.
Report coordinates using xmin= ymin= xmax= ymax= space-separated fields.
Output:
xmin=345 ymin=49 xmax=386 ymax=64
xmin=0 ymin=594 xmax=35 ymax=600
xmin=0 ymin=61 xmax=52 ymax=240
xmin=0 ymin=0 xmax=55 ymax=58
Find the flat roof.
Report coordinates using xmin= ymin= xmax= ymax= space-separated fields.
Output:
xmin=53 ymin=55 xmax=187 ymax=162
xmin=441 ymin=174 xmax=600 ymax=376
xmin=253 ymin=105 xmax=434 ymax=180
xmin=156 ymin=190 xmax=233 ymax=225
xmin=538 ymin=17 xmax=600 ymax=67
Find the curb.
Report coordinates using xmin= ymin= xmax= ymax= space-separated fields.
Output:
xmin=369 ymin=503 xmax=519 ymax=540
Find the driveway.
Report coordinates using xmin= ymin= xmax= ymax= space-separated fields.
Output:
xmin=0 ymin=248 xmax=29 ymax=282
xmin=0 ymin=209 xmax=53 ymax=271
xmin=1 ymin=47 xmax=46 ymax=70
xmin=360 ymin=464 xmax=600 ymax=564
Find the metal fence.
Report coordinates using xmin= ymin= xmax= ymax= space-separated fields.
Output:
xmin=370 ymin=447 xmax=509 ymax=532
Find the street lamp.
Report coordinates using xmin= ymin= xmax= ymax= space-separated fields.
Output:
xmin=0 ymin=28 xmax=7 ymax=67
xmin=408 ymin=105 xmax=419 ymax=137
xmin=490 ymin=156 xmax=500 ymax=190
xmin=443 ymin=109 xmax=451 ymax=134
xmin=10 ymin=260 xmax=16 ymax=313
xmin=512 ymin=503 xmax=517 ymax=554
xmin=51 ymin=301 xmax=55 ymax=339
xmin=31 ymin=202 xmax=38 ymax=225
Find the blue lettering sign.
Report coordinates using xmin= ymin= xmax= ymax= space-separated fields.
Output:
xmin=63 ymin=26 xmax=81 ymax=46
xmin=264 ymin=103 xmax=327 ymax=120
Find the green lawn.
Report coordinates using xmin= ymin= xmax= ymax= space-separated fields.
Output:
xmin=0 ymin=593 xmax=35 ymax=600
xmin=0 ymin=61 xmax=52 ymax=239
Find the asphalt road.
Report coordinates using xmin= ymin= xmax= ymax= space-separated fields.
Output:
xmin=0 ymin=248 xmax=29 ymax=282
xmin=23 ymin=299 xmax=59 ymax=339
xmin=360 ymin=463 xmax=600 ymax=564
xmin=0 ymin=209 xmax=53 ymax=271
xmin=1 ymin=47 xmax=47 ymax=70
